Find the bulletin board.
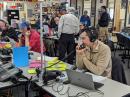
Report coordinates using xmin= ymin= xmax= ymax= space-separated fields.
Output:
xmin=7 ymin=10 xmax=19 ymax=25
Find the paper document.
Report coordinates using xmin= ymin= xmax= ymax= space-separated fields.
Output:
xmin=47 ymin=59 xmax=68 ymax=71
xmin=37 ymin=56 xmax=58 ymax=62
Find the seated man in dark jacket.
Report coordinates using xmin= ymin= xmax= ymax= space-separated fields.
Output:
xmin=0 ymin=19 xmax=19 ymax=42
xmin=98 ymin=6 xmax=110 ymax=42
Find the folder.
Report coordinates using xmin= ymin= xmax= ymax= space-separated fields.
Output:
xmin=13 ymin=47 xmax=29 ymax=67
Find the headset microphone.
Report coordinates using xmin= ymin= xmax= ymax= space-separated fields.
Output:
xmin=79 ymin=44 xmax=86 ymax=50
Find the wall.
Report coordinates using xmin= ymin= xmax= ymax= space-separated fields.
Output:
xmin=84 ymin=0 xmax=91 ymax=16
xmin=70 ymin=0 xmax=76 ymax=9
xmin=114 ymin=0 xmax=121 ymax=31
xmin=126 ymin=0 xmax=130 ymax=27
xmin=27 ymin=2 xmax=36 ymax=19
xmin=77 ymin=0 xmax=83 ymax=18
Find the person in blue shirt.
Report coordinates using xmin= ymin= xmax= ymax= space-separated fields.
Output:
xmin=80 ymin=10 xmax=91 ymax=27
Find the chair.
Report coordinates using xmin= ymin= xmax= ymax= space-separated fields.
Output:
xmin=111 ymin=57 xmax=127 ymax=84
xmin=43 ymin=38 xmax=55 ymax=57
xmin=116 ymin=33 xmax=125 ymax=50
xmin=123 ymin=37 xmax=130 ymax=68
xmin=116 ymin=33 xmax=128 ymax=63
xmin=122 ymin=93 xmax=130 ymax=97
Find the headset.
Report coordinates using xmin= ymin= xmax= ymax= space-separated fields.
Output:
xmin=81 ymin=27 xmax=98 ymax=42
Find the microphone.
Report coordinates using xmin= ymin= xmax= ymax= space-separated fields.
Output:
xmin=36 ymin=50 xmax=75 ymax=85
xmin=79 ymin=44 xmax=86 ymax=50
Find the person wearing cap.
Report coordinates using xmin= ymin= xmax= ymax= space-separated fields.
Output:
xmin=80 ymin=10 xmax=91 ymax=27
xmin=58 ymin=7 xmax=79 ymax=64
xmin=19 ymin=22 xmax=46 ymax=53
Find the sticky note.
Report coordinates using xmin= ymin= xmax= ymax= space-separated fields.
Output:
xmin=28 ymin=69 xmax=36 ymax=74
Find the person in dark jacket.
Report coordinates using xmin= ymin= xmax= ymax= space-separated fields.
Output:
xmin=98 ymin=6 xmax=110 ymax=42
xmin=0 ymin=19 xmax=19 ymax=42
xmin=80 ymin=10 xmax=91 ymax=27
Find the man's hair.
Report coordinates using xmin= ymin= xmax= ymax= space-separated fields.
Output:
xmin=67 ymin=7 xmax=75 ymax=14
xmin=84 ymin=10 xmax=88 ymax=13
xmin=101 ymin=6 xmax=107 ymax=11
xmin=80 ymin=27 xmax=98 ymax=42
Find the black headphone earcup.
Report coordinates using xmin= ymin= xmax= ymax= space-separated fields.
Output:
xmin=90 ymin=36 xmax=96 ymax=42
xmin=89 ymin=27 xmax=98 ymax=42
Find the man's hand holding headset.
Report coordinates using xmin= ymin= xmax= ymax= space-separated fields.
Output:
xmin=76 ymin=44 xmax=86 ymax=55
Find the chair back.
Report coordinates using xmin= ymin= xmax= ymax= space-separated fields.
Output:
xmin=112 ymin=57 xmax=127 ymax=84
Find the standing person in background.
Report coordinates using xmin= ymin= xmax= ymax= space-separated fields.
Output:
xmin=98 ymin=6 xmax=110 ymax=42
xmin=58 ymin=7 xmax=79 ymax=64
xmin=80 ymin=10 xmax=91 ymax=27
xmin=19 ymin=22 xmax=46 ymax=53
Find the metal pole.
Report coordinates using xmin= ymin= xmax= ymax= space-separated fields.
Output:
xmin=39 ymin=1 xmax=46 ymax=83
xmin=124 ymin=0 xmax=128 ymax=27
xmin=40 ymin=1 xmax=44 ymax=70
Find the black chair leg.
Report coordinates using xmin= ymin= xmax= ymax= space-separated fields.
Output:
xmin=128 ymin=59 xmax=130 ymax=69
xmin=114 ymin=47 xmax=116 ymax=56
xmin=127 ymin=50 xmax=130 ymax=69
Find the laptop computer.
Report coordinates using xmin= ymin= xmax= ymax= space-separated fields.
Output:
xmin=66 ymin=69 xmax=104 ymax=90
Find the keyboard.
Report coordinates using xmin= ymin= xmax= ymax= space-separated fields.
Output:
xmin=0 ymin=63 xmax=13 ymax=69
xmin=0 ymin=68 xmax=22 ymax=82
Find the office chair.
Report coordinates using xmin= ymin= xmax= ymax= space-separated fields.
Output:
xmin=111 ymin=57 xmax=127 ymax=84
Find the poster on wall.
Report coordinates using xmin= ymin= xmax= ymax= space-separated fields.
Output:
xmin=7 ymin=10 xmax=19 ymax=25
